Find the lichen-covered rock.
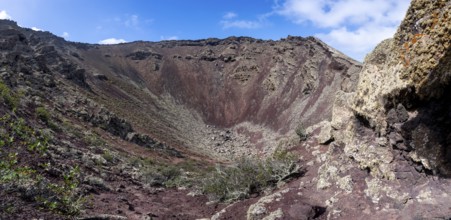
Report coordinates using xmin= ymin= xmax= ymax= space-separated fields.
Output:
xmin=351 ymin=39 xmax=408 ymax=132
xmin=324 ymin=1 xmax=451 ymax=218
xmin=305 ymin=120 xmax=334 ymax=144
xmin=336 ymin=0 xmax=451 ymax=179
xmin=351 ymin=0 xmax=451 ymax=133
xmin=317 ymin=121 xmax=333 ymax=144
xmin=247 ymin=189 xmax=289 ymax=220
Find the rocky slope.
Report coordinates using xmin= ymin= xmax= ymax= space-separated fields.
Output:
xmin=0 ymin=0 xmax=451 ymax=219
xmin=0 ymin=17 xmax=360 ymax=219
xmin=76 ymin=34 xmax=360 ymax=160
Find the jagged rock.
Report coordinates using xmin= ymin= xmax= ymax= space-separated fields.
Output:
xmin=338 ymin=0 xmax=451 ymax=178
xmin=126 ymin=50 xmax=162 ymax=60
xmin=247 ymin=189 xmax=289 ymax=220
xmin=320 ymin=1 xmax=451 ymax=219
xmin=387 ymin=104 xmax=409 ymax=125
xmin=351 ymin=0 xmax=451 ymax=133
xmin=84 ymin=176 xmax=109 ymax=190
xmin=306 ymin=121 xmax=334 ymax=144
xmin=93 ymin=73 xmax=108 ymax=81
xmin=104 ymin=116 xmax=133 ymax=139
xmin=317 ymin=121 xmax=333 ymax=144
xmin=0 ymin=28 xmax=27 ymax=50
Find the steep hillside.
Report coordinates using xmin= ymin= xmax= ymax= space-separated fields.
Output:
xmin=69 ymin=35 xmax=360 ymax=159
xmin=0 ymin=18 xmax=360 ymax=219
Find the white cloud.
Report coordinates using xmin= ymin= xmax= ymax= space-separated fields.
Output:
xmin=223 ymin=12 xmax=237 ymax=19
xmin=277 ymin=0 xmax=408 ymax=28
xmin=161 ymin=36 xmax=178 ymax=40
xmin=276 ymin=0 xmax=410 ymax=61
xmin=221 ymin=20 xmax=262 ymax=29
xmin=124 ymin=14 xmax=139 ymax=28
xmin=62 ymin=32 xmax=69 ymax=39
xmin=0 ymin=10 xmax=11 ymax=20
xmin=98 ymin=38 xmax=127 ymax=44
xmin=31 ymin=27 xmax=42 ymax=31
xmin=220 ymin=12 xmax=264 ymax=29
xmin=316 ymin=25 xmax=397 ymax=61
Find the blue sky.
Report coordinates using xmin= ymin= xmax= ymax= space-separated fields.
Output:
xmin=0 ymin=0 xmax=410 ymax=61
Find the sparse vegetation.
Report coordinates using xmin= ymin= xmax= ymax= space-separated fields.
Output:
xmin=140 ymin=162 xmax=182 ymax=187
xmin=102 ymin=149 xmax=115 ymax=163
xmin=0 ymin=114 xmax=85 ymax=216
xmin=83 ymin=131 xmax=106 ymax=146
xmin=36 ymin=166 xmax=85 ymax=215
xmin=130 ymin=148 xmax=301 ymax=202
xmin=142 ymin=165 xmax=182 ymax=187
xmin=36 ymin=106 xmax=51 ymax=123
xmin=35 ymin=106 xmax=61 ymax=131
xmin=0 ymin=80 xmax=20 ymax=111
xmin=201 ymin=149 xmax=301 ymax=202
xmin=132 ymin=157 xmax=211 ymax=188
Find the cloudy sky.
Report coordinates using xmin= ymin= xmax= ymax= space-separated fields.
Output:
xmin=0 ymin=0 xmax=410 ymax=61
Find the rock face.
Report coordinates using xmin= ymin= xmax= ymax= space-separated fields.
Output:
xmin=308 ymin=0 xmax=451 ymax=219
xmin=349 ymin=0 xmax=451 ymax=177
xmin=352 ymin=0 xmax=451 ymax=130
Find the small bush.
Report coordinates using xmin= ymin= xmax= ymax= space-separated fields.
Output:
xmin=83 ymin=132 xmax=106 ymax=146
xmin=102 ymin=150 xmax=115 ymax=163
xmin=135 ymin=158 xmax=207 ymax=188
xmin=0 ymin=81 xmax=20 ymax=110
xmin=35 ymin=106 xmax=61 ymax=131
xmin=36 ymin=107 xmax=51 ymax=123
xmin=141 ymin=165 xmax=182 ymax=187
xmin=295 ymin=124 xmax=308 ymax=141
xmin=201 ymin=150 xmax=301 ymax=202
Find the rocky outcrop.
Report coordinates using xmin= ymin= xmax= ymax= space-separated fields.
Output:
xmin=342 ymin=0 xmax=451 ymax=177
xmin=309 ymin=0 xmax=451 ymax=218
xmin=352 ymin=0 xmax=451 ymax=132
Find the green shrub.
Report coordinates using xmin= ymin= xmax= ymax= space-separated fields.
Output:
xmin=134 ymin=158 xmax=209 ymax=188
xmin=295 ymin=124 xmax=308 ymax=141
xmin=141 ymin=164 xmax=183 ymax=187
xmin=201 ymin=150 xmax=301 ymax=202
xmin=102 ymin=150 xmax=114 ymax=163
xmin=36 ymin=106 xmax=50 ymax=123
xmin=0 ymin=81 xmax=20 ymax=110
xmin=83 ymin=132 xmax=106 ymax=146
xmin=35 ymin=106 xmax=61 ymax=131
